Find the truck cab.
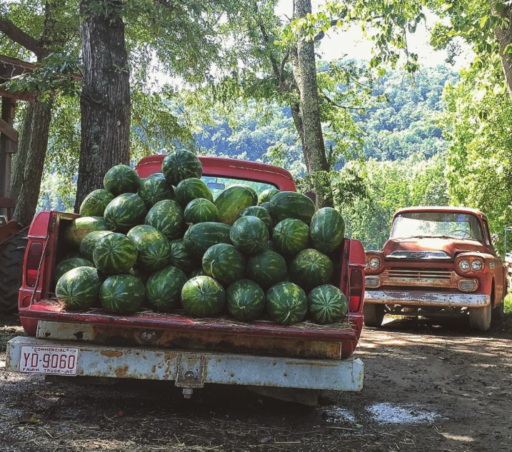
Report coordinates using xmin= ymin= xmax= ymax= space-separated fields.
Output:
xmin=364 ymin=207 xmax=506 ymax=331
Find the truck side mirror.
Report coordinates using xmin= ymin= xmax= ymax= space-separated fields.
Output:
xmin=491 ymin=234 xmax=499 ymax=244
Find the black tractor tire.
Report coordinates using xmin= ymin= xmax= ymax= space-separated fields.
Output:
xmin=0 ymin=231 xmax=28 ymax=314
xmin=363 ymin=303 xmax=385 ymax=328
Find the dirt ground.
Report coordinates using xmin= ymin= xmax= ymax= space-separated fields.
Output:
xmin=1 ymin=315 xmax=511 ymax=452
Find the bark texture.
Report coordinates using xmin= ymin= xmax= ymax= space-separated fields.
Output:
xmin=494 ymin=4 xmax=512 ymax=102
xmin=75 ymin=0 xmax=131 ymax=210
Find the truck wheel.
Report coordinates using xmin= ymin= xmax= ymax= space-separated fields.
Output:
xmin=492 ymin=302 xmax=504 ymax=322
xmin=0 ymin=231 xmax=28 ymax=314
xmin=363 ymin=304 xmax=385 ymax=327
xmin=469 ymin=304 xmax=492 ymax=332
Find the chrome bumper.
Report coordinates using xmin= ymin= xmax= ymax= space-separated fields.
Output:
xmin=364 ymin=290 xmax=490 ymax=308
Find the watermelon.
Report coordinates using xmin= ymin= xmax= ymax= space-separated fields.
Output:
xmin=100 ymin=275 xmax=145 ymax=314
xmin=127 ymin=225 xmax=172 ymax=272
xmin=146 ymin=265 xmax=188 ymax=312
xmin=269 ymin=192 xmax=316 ymax=224
xmin=79 ymin=189 xmax=114 ymax=217
xmin=289 ymin=249 xmax=334 ymax=292
xmin=310 ymin=207 xmax=345 ymax=254
xmin=175 ymin=178 xmax=213 ymax=206
xmin=56 ymin=266 xmax=101 ymax=311
xmin=184 ymin=198 xmax=219 ymax=224
xmin=215 ymin=186 xmax=255 ymax=225
xmin=93 ymin=233 xmax=138 ymax=275
xmin=258 ymin=189 xmax=280 ymax=205
xmin=181 ymin=276 xmax=225 ymax=317
xmin=308 ymin=284 xmax=348 ymax=324
xmin=266 ymin=282 xmax=307 ymax=325
xmin=169 ymin=239 xmax=197 ymax=274
xmin=189 ymin=268 xmax=207 ymax=278
xmin=202 ymin=243 xmax=245 ymax=285
xmin=242 ymin=185 xmax=258 ymax=204
xmin=145 ymin=199 xmax=184 ymax=240
xmin=226 ymin=279 xmax=265 ymax=322
xmin=80 ymin=230 xmax=113 ymax=261
xmin=260 ymin=202 xmax=271 ymax=213
xmin=273 ymin=219 xmax=309 ymax=257
xmin=230 ymin=216 xmax=269 ymax=255
xmin=54 ymin=258 xmax=94 ymax=283
xmin=246 ymin=250 xmax=287 ymax=289
xmin=129 ymin=266 xmax=150 ymax=284
xmin=162 ymin=149 xmax=202 ymax=186
xmin=239 ymin=206 xmax=272 ymax=231
xmin=138 ymin=173 xmax=175 ymax=209
xmin=103 ymin=164 xmax=140 ymax=196
xmin=63 ymin=216 xmax=109 ymax=248
xmin=104 ymin=193 xmax=147 ymax=233
xmin=264 ymin=240 xmax=275 ymax=251
xmin=183 ymin=222 xmax=232 ymax=258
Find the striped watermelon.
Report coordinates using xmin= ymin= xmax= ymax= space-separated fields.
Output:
xmin=266 ymin=282 xmax=307 ymax=325
xmin=56 ymin=266 xmax=101 ymax=311
xmin=145 ymin=199 xmax=184 ymax=240
xmin=308 ymin=284 xmax=348 ymax=324
xmin=175 ymin=178 xmax=213 ymax=206
xmin=310 ymin=207 xmax=345 ymax=253
xmin=289 ymin=249 xmax=334 ymax=292
xmin=202 ymin=243 xmax=245 ymax=285
xmin=79 ymin=189 xmax=114 ymax=217
xmin=260 ymin=202 xmax=271 ymax=213
xmin=230 ymin=216 xmax=269 ymax=255
xmin=103 ymin=164 xmax=140 ymax=196
xmin=146 ymin=265 xmax=188 ymax=312
xmin=226 ymin=279 xmax=265 ymax=322
xmin=273 ymin=219 xmax=309 ymax=256
xmin=64 ymin=216 xmax=109 ymax=248
xmin=258 ymin=189 xmax=280 ymax=205
xmin=127 ymin=225 xmax=172 ymax=272
xmin=80 ymin=230 xmax=114 ymax=261
xmin=215 ymin=186 xmax=255 ymax=225
xmin=169 ymin=239 xmax=197 ymax=274
xmin=93 ymin=233 xmax=138 ymax=275
xmin=269 ymin=192 xmax=315 ymax=224
xmin=184 ymin=198 xmax=219 ymax=224
xmin=181 ymin=276 xmax=226 ymax=317
xmin=239 ymin=206 xmax=272 ymax=231
xmin=243 ymin=185 xmax=258 ymax=204
xmin=54 ymin=258 xmax=94 ymax=284
xmin=183 ymin=222 xmax=232 ymax=259
xmin=138 ymin=173 xmax=175 ymax=209
xmin=104 ymin=193 xmax=147 ymax=233
xmin=162 ymin=150 xmax=202 ymax=186
xmin=246 ymin=250 xmax=287 ymax=289
xmin=100 ymin=275 xmax=145 ymax=314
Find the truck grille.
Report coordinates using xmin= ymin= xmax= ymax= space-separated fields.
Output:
xmin=381 ymin=267 xmax=457 ymax=289
xmin=387 ymin=268 xmax=452 ymax=280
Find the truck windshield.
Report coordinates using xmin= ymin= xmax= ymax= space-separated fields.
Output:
xmin=202 ymin=176 xmax=277 ymax=200
xmin=390 ymin=212 xmax=484 ymax=241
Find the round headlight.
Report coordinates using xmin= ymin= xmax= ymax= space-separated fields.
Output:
xmin=458 ymin=259 xmax=470 ymax=272
xmin=471 ymin=260 xmax=483 ymax=271
xmin=369 ymin=257 xmax=381 ymax=269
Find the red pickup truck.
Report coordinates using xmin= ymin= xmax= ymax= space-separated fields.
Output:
xmin=6 ymin=156 xmax=366 ymax=402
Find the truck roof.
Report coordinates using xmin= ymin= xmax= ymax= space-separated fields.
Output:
xmin=394 ymin=206 xmax=487 ymax=219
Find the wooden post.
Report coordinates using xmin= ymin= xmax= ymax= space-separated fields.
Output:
xmin=0 ymin=97 xmax=17 ymax=217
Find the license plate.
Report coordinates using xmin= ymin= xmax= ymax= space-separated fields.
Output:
xmin=19 ymin=345 xmax=79 ymax=375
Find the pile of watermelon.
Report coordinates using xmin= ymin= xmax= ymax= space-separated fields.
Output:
xmin=54 ymin=150 xmax=348 ymax=325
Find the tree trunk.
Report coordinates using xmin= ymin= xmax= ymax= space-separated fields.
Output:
xmin=494 ymin=5 xmax=512 ymax=102
xmin=75 ymin=0 xmax=131 ymax=211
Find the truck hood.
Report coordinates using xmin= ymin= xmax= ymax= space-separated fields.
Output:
xmin=383 ymin=238 xmax=484 ymax=258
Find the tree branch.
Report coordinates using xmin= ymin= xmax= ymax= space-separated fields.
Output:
xmin=0 ymin=17 xmax=45 ymax=58
xmin=321 ymin=92 xmax=361 ymax=110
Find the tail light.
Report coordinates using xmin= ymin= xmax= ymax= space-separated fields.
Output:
xmin=26 ymin=242 xmax=43 ymax=287
xmin=349 ymin=268 xmax=364 ymax=312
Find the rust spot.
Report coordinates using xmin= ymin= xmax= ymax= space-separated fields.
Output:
xmin=101 ymin=350 xmax=123 ymax=358
xmin=151 ymin=365 xmax=156 ymax=373
xmin=115 ymin=366 xmax=129 ymax=377
xmin=164 ymin=352 xmax=177 ymax=361
xmin=229 ymin=373 xmax=235 ymax=378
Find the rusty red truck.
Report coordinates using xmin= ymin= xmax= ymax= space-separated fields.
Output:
xmin=6 ymin=156 xmax=366 ymax=403
xmin=364 ymin=206 xmax=507 ymax=331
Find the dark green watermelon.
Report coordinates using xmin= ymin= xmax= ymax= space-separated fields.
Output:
xmin=215 ymin=186 xmax=255 ymax=225
xmin=289 ymin=249 xmax=334 ymax=292
xmin=103 ymin=164 xmax=140 ymax=196
xmin=56 ymin=266 xmax=101 ymax=311
xmin=79 ymin=189 xmax=114 ymax=217
xmin=183 ymin=222 xmax=232 ymax=259
xmin=260 ymin=202 xmax=271 ymax=213
xmin=181 ymin=276 xmax=225 ymax=317
xmin=93 ymin=233 xmax=138 ymax=275
xmin=184 ymin=198 xmax=219 ymax=224
xmin=189 ymin=268 xmax=207 ymax=278
xmin=138 ymin=173 xmax=175 ymax=209
xmin=266 ymin=282 xmax=307 ymax=325
xmin=202 ymin=243 xmax=245 ymax=285
xmin=175 ymin=178 xmax=213 ymax=206
xmin=226 ymin=279 xmax=265 ymax=322
xmin=241 ymin=185 xmax=258 ymax=205
xmin=230 ymin=216 xmax=269 ymax=255
xmin=169 ymin=239 xmax=197 ymax=274
xmin=54 ymin=258 xmax=94 ymax=284
xmin=258 ymin=188 xmax=280 ymax=205
xmin=239 ymin=206 xmax=272 ymax=231
xmin=80 ymin=230 xmax=114 ymax=261
xmin=308 ymin=284 xmax=348 ymax=324
xmin=127 ymin=225 xmax=172 ymax=272
xmin=162 ymin=150 xmax=202 ymax=186
xmin=273 ymin=219 xmax=309 ymax=257
xmin=100 ymin=275 xmax=145 ymax=314
xmin=269 ymin=191 xmax=316 ymax=224
xmin=246 ymin=250 xmax=287 ymax=289
xmin=129 ymin=266 xmax=150 ymax=284
xmin=104 ymin=193 xmax=147 ymax=233
xmin=145 ymin=199 xmax=184 ymax=240
xmin=310 ymin=207 xmax=345 ymax=254
xmin=63 ymin=216 xmax=109 ymax=248
xmin=146 ymin=265 xmax=187 ymax=312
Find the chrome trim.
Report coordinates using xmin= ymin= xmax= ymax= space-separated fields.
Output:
xmin=386 ymin=250 xmax=451 ymax=260
xmin=364 ymin=290 xmax=490 ymax=308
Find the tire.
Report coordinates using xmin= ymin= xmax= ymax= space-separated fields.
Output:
xmin=0 ymin=231 xmax=28 ymax=314
xmin=492 ymin=302 xmax=505 ymax=322
xmin=469 ymin=304 xmax=492 ymax=332
xmin=363 ymin=303 xmax=385 ymax=327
